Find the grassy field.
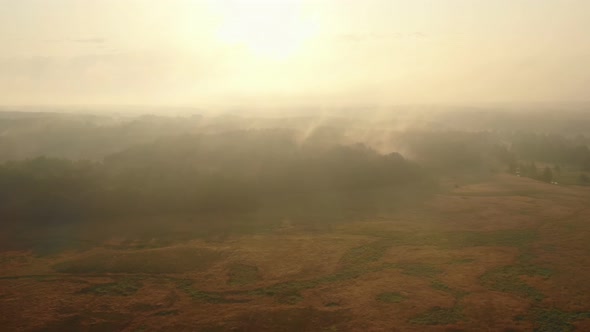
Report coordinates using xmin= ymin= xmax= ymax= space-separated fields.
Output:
xmin=1 ymin=174 xmax=590 ymax=331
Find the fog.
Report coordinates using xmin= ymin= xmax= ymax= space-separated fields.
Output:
xmin=2 ymin=0 xmax=590 ymax=107
xmin=2 ymin=1 xmax=590 ymax=331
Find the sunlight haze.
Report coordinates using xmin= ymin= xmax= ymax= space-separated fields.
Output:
xmin=3 ymin=2 xmax=590 ymax=330
xmin=1 ymin=0 xmax=589 ymax=107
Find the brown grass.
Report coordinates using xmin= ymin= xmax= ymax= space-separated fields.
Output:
xmin=52 ymin=246 xmax=226 ymax=274
xmin=1 ymin=174 xmax=590 ymax=331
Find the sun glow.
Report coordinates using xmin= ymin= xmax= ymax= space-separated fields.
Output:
xmin=215 ymin=1 xmax=318 ymax=60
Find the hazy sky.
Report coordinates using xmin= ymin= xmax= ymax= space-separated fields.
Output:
xmin=1 ymin=0 xmax=589 ymax=107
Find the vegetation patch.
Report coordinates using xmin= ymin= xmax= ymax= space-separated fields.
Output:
xmin=431 ymin=280 xmax=468 ymax=298
xmin=154 ymin=310 xmax=179 ymax=316
xmin=39 ymin=311 xmax=132 ymax=331
xmin=235 ymin=241 xmax=445 ymax=304
xmin=79 ymin=278 xmax=142 ymax=296
xmin=513 ymin=314 xmax=526 ymax=322
xmin=131 ymin=303 xmax=160 ymax=312
xmin=531 ymin=308 xmax=590 ymax=332
xmin=352 ymin=230 xmax=537 ymax=248
xmin=448 ymin=258 xmax=475 ymax=265
xmin=53 ymin=247 xmax=225 ymax=274
xmin=250 ymin=261 xmax=398 ymax=302
xmin=410 ymin=306 xmax=464 ymax=325
xmin=480 ymin=250 xmax=552 ymax=301
xmin=480 ymin=263 xmax=551 ymax=301
xmin=252 ymin=279 xmax=320 ymax=298
xmin=248 ymin=254 xmax=443 ymax=303
xmin=175 ymin=279 xmax=247 ymax=304
xmin=397 ymin=263 xmax=442 ymax=277
xmin=197 ymin=307 xmax=351 ymax=332
xmin=277 ymin=292 xmax=304 ymax=305
xmin=250 ymin=256 xmax=396 ymax=302
xmin=324 ymin=301 xmax=341 ymax=307
xmin=40 ymin=314 xmax=131 ymax=332
xmin=442 ymin=230 xmax=538 ymax=248
xmin=339 ymin=240 xmax=392 ymax=268
xmin=376 ymin=292 xmax=406 ymax=303
xmin=228 ymin=264 xmax=261 ymax=286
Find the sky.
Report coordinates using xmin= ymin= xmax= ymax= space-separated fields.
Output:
xmin=1 ymin=0 xmax=589 ymax=108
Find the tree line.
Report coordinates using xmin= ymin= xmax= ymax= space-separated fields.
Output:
xmin=0 ymin=130 xmax=431 ymax=227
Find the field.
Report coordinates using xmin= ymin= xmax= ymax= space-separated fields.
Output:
xmin=1 ymin=174 xmax=590 ymax=331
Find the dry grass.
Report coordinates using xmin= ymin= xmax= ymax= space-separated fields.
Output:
xmin=227 ymin=264 xmax=261 ymax=286
xmin=52 ymin=246 xmax=226 ymax=274
xmin=2 ymin=175 xmax=590 ymax=331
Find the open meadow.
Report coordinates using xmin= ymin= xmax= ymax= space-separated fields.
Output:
xmin=1 ymin=174 xmax=590 ymax=331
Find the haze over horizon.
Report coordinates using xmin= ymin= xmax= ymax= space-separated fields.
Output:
xmin=1 ymin=0 xmax=590 ymax=108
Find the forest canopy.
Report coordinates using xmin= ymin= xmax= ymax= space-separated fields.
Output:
xmin=0 ymin=110 xmax=589 ymax=241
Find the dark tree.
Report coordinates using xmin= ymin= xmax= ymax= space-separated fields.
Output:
xmin=529 ymin=162 xmax=538 ymax=178
xmin=540 ymin=167 xmax=553 ymax=183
